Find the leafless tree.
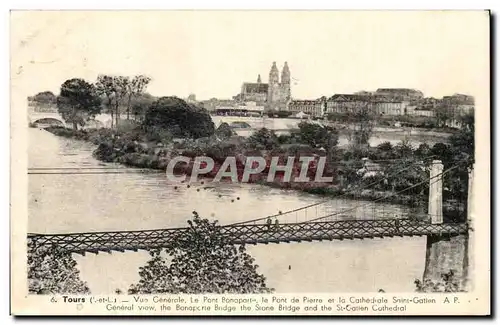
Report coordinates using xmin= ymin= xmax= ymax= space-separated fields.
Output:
xmin=95 ymin=75 xmax=116 ymax=128
xmin=345 ymin=101 xmax=375 ymax=146
xmin=125 ymin=75 xmax=152 ymax=120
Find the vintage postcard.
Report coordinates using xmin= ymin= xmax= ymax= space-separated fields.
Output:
xmin=10 ymin=10 xmax=490 ymax=316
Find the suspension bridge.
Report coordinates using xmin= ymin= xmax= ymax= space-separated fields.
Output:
xmin=29 ymin=159 xmax=471 ymax=261
xmin=28 ymin=219 xmax=467 ymax=255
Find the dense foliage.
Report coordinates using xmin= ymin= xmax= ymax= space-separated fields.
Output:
xmin=248 ymin=128 xmax=280 ymax=150
xmin=215 ymin=122 xmax=235 ymax=139
xmin=129 ymin=213 xmax=273 ymax=294
xmin=414 ymin=270 xmax=463 ymax=293
xmin=344 ymin=103 xmax=375 ymax=145
xmin=297 ymin=121 xmax=339 ymax=149
xmin=56 ymin=78 xmax=101 ymax=130
xmin=28 ymin=243 xmax=90 ymax=294
xmin=144 ymin=97 xmax=215 ymax=139
xmin=33 ymin=91 xmax=57 ymax=104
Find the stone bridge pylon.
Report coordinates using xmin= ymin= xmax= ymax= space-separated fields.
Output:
xmin=423 ymin=161 xmax=474 ymax=291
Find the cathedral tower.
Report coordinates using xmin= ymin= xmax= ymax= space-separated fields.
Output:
xmin=267 ymin=62 xmax=280 ymax=106
xmin=281 ymin=62 xmax=291 ymax=100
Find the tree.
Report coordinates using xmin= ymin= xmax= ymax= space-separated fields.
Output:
xmin=415 ymin=143 xmax=431 ymax=159
xmin=95 ymin=75 xmax=117 ymax=128
xmin=375 ymin=141 xmax=397 ymax=160
xmin=144 ymin=97 xmax=215 ymax=139
xmin=435 ymin=104 xmax=452 ymax=127
xmin=297 ymin=121 xmax=339 ymax=149
xmin=383 ymin=157 xmax=427 ymax=194
xmin=128 ymin=214 xmax=273 ymax=294
xmin=112 ymin=76 xmax=129 ymax=127
xmin=28 ymin=242 xmax=90 ymax=294
xmin=95 ymin=75 xmax=132 ymax=128
xmin=394 ymin=138 xmax=414 ymax=159
xmin=215 ymin=122 xmax=235 ymax=139
xmin=443 ymin=112 xmax=475 ymax=213
xmin=33 ymin=91 xmax=57 ymax=104
xmin=131 ymin=93 xmax=156 ymax=122
xmin=248 ymin=128 xmax=280 ymax=150
xmin=57 ymin=78 xmax=101 ymax=130
xmin=345 ymin=102 xmax=375 ymax=145
xmin=124 ymin=75 xmax=152 ymax=120
xmin=449 ymin=113 xmax=474 ymax=166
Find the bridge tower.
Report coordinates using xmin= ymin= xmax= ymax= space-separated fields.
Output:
xmin=423 ymin=160 xmax=473 ymax=291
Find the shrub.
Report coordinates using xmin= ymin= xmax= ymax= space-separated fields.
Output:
xmin=128 ymin=214 xmax=273 ymax=294
xmin=144 ymin=97 xmax=215 ymax=139
xmin=28 ymin=242 xmax=90 ymax=294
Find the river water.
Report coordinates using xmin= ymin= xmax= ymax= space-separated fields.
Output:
xmin=28 ymin=128 xmax=426 ymax=293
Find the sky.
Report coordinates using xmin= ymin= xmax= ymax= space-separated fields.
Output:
xmin=11 ymin=11 xmax=489 ymax=101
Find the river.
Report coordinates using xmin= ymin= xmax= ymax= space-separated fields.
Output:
xmin=28 ymin=128 xmax=426 ymax=293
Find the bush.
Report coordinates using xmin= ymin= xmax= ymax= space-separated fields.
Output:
xmin=248 ymin=128 xmax=280 ymax=150
xmin=144 ymin=126 xmax=174 ymax=144
xmin=215 ymin=122 xmax=235 ymax=139
xmin=128 ymin=214 xmax=273 ymax=294
xmin=144 ymin=97 xmax=215 ymax=139
xmin=28 ymin=243 xmax=90 ymax=294
xmin=297 ymin=121 xmax=339 ymax=149
xmin=415 ymin=270 xmax=463 ymax=293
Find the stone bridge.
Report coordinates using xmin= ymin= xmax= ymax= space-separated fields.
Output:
xmin=28 ymin=109 xmax=126 ymax=129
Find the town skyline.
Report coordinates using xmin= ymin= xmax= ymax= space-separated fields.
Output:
xmin=12 ymin=11 xmax=488 ymax=101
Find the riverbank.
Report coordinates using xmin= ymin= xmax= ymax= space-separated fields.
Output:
xmin=43 ymin=126 xmax=446 ymax=211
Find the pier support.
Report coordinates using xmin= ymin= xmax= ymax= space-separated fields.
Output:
xmin=422 ymin=161 xmax=471 ymax=291
xmin=429 ymin=160 xmax=443 ymax=224
xmin=465 ymin=165 xmax=475 ymax=291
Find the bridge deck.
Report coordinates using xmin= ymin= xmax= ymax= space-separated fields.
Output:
xmin=28 ymin=219 xmax=468 ymax=255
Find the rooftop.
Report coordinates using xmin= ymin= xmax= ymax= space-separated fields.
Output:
xmin=242 ymin=82 xmax=269 ymax=94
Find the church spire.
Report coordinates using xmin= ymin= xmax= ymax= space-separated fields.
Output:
xmin=269 ymin=61 xmax=279 ymax=84
xmin=281 ymin=61 xmax=290 ymax=85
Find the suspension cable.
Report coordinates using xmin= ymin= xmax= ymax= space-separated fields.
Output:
xmin=305 ymin=164 xmax=460 ymax=223
xmin=228 ymin=159 xmax=435 ymax=226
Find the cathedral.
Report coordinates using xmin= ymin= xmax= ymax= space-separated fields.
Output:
xmin=238 ymin=62 xmax=291 ymax=111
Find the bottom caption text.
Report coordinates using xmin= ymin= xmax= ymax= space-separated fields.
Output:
xmin=49 ymin=294 xmax=464 ymax=315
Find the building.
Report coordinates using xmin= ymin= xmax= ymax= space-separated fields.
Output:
xmin=325 ymin=94 xmax=412 ymax=116
xmin=186 ymin=94 xmax=197 ymax=104
xmin=354 ymin=90 xmax=374 ymax=96
xmin=239 ymin=75 xmax=268 ymax=103
xmin=443 ymin=93 xmax=474 ymax=106
xmin=442 ymin=93 xmax=475 ymax=117
xmin=405 ymin=105 xmax=436 ymax=117
xmin=372 ymin=96 xmax=409 ymax=116
xmin=236 ymin=101 xmax=265 ymax=116
xmin=405 ymin=97 xmax=440 ymax=117
xmin=325 ymin=94 xmax=376 ymax=114
xmin=375 ymin=88 xmax=424 ymax=100
xmin=440 ymin=93 xmax=474 ymax=127
xmin=237 ymin=62 xmax=291 ymax=111
xmin=288 ymin=99 xmax=324 ymax=117
xmin=199 ymin=98 xmax=236 ymax=113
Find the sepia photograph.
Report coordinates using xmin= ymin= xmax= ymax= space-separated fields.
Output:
xmin=10 ymin=10 xmax=490 ymax=316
